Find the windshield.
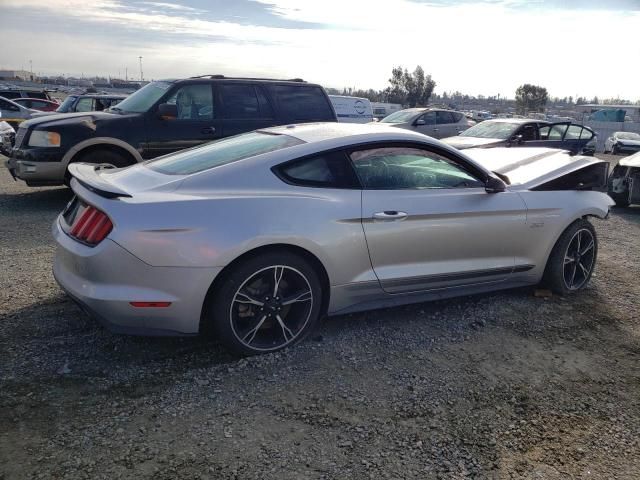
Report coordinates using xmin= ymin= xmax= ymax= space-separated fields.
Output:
xmin=380 ymin=110 xmax=420 ymax=123
xmin=147 ymin=131 xmax=305 ymax=175
xmin=56 ymin=96 xmax=77 ymax=113
xmin=617 ymin=132 xmax=640 ymax=140
xmin=460 ymin=121 xmax=519 ymax=139
xmin=112 ymin=81 xmax=171 ymax=113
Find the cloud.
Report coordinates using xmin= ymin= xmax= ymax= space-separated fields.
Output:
xmin=1 ymin=0 xmax=639 ymax=100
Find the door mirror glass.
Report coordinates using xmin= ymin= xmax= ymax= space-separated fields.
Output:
xmin=415 ymin=118 xmax=426 ymax=126
xmin=158 ymin=103 xmax=178 ymax=120
xmin=510 ymin=134 xmax=523 ymax=144
xmin=485 ymin=175 xmax=506 ymax=193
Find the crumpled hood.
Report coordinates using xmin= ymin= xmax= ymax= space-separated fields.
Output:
xmin=463 ymin=147 xmax=609 ymax=189
xmin=441 ymin=136 xmax=504 ymax=149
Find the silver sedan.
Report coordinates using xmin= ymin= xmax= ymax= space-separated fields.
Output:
xmin=53 ymin=123 xmax=613 ymax=355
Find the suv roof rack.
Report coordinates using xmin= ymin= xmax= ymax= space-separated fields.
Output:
xmin=188 ymin=74 xmax=306 ymax=82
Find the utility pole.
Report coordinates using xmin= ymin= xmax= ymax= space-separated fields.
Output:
xmin=139 ymin=56 xmax=143 ymax=82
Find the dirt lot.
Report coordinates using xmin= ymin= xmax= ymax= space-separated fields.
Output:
xmin=1 ymin=154 xmax=639 ymax=479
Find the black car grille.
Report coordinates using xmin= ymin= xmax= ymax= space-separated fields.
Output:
xmin=14 ymin=127 xmax=27 ymax=148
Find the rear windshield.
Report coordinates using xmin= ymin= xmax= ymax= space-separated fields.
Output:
xmin=460 ymin=121 xmax=519 ymax=139
xmin=267 ymin=85 xmax=334 ymax=121
xmin=146 ymin=131 xmax=305 ymax=175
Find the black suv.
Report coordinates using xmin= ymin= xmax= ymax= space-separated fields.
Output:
xmin=6 ymin=76 xmax=336 ymax=186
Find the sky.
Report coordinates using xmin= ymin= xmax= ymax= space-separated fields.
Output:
xmin=1 ymin=0 xmax=639 ymax=100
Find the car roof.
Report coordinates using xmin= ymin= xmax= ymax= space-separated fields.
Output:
xmin=14 ymin=97 xmax=56 ymax=102
xmin=69 ymin=94 xmax=128 ymax=98
xmin=158 ymin=76 xmax=319 ymax=86
xmin=484 ymin=118 xmax=548 ymax=125
xmin=258 ymin=122 xmax=433 ymax=144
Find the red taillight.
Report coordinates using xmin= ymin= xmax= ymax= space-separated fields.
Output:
xmin=68 ymin=205 xmax=112 ymax=245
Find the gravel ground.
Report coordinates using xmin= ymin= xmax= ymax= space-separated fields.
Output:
xmin=1 ymin=154 xmax=639 ymax=479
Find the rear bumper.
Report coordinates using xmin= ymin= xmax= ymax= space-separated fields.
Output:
xmin=52 ymin=217 xmax=222 ymax=336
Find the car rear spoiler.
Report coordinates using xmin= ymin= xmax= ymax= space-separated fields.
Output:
xmin=67 ymin=163 xmax=132 ymax=198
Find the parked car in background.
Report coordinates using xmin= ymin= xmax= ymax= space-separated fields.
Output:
xmin=371 ymin=102 xmax=403 ymax=121
xmin=0 ymin=88 xmax=53 ymax=101
xmin=442 ymin=119 xmax=596 ymax=155
xmin=6 ymin=75 xmax=336 ymax=186
xmin=329 ymin=95 xmax=373 ymax=123
xmin=0 ymin=96 xmax=37 ymax=129
xmin=470 ymin=110 xmax=492 ymax=122
xmin=13 ymin=98 xmax=60 ymax=112
xmin=603 ymin=131 xmax=640 ymax=155
xmin=54 ymin=123 xmax=612 ymax=355
xmin=379 ymin=107 xmax=474 ymax=139
xmin=52 ymin=94 xmax=127 ymax=114
xmin=608 ymin=151 xmax=640 ymax=206
xmin=0 ymin=121 xmax=15 ymax=156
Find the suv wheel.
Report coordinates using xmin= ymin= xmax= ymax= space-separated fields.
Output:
xmin=65 ymin=149 xmax=132 ymax=185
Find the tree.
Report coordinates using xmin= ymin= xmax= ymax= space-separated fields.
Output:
xmin=515 ymin=84 xmax=548 ymax=115
xmin=384 ymin=65 xmax=436 ymax=107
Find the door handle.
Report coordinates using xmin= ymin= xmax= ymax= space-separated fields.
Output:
xmin=201 ymin=126 xmax=216 ymax=134
xmin=373 ymin=211 xmax=408 ymax=221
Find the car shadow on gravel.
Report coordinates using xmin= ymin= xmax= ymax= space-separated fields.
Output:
xmin=0 ymin=186 xmax=72 ymax=214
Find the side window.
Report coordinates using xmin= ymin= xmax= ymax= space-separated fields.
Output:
xmin=518 ymin=124 xmax=538 ymax=141
xmin=419 ymin=111 xmax=436 ymax=125
xmin=276 ymin=151 xmax=359 ymax=188
xmin=220 ymin=84 xmax=273 ymax=118
xmin=451 ymin=112 xmax=464 ymax=123
xmin=349 ymin=147 xmax=484 ymax=190
xmin=580 ymin=128 xmax=594 ymax=140
xmin=565 ymin=125 xmax=582 ymax=139
xmin=75 ymin=98 xmax=95 ymax=112
xmin=539 ymin=126 xmax=550 ymax=139
xmin=32 ymin=101 xmax=47 ymax=109
xmin=0 ymin=92 xmax=21 ymax=99
xmin=165 ymin=84 xmax=214 ymax=120
xmin=268 ymin=85 xmax=333 ymax=121
xmin=436 ymin=111 xmax=455 ymax=125
xmin=546 ymin=124 xmax=568 ymax=140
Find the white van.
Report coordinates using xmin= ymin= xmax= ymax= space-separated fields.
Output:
xmin=329 ymin=95 xmax=374 ymax=124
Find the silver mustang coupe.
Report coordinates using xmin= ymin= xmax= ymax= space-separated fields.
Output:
xmin=53 ymin=123 xmax=613 ymax=355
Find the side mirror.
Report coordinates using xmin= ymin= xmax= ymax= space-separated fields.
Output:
xmin=415 ymin=118 xmax=426 ymax=126
xmin=509 ymin=134 xmax=523 ymax=145
xmin=158 ymin=103 xmax=178 ymax=120
xmin=485 ymin=175 xmax=506 ymax=193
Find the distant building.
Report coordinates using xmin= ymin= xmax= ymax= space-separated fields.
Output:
xmin=0 ymin=69 xmax=34 ymax=81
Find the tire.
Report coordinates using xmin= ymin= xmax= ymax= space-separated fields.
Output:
xmin=64 ymin=149 xmax=132 ymax=186
xmin=207 ymin=252 xmax=324 ymax=356
xmin=542 ymin=219 xmax=598 ymax=295
xmin=612 ymin=145 xmax=619 ymax=155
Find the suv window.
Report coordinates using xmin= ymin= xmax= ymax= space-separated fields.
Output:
xmin=451 ymin=112 xmax=464 ymax=123
xmin=276 ymin=151 xmax=359 ymax=188
xmin=166 ymin=84 xmax=214 ymax=120
xmin=349 ymin=147 xmax=484 ymax=190
xmin=436 ymin=111 xmax=455 ymax=124
xmin=75 ymin=97 xmax=95 ymax=112
xmin=267 ymin=85 xmax=333 ymax=121
xmin=419 ymin=111 xmax=436 ymax=125
xmin=27 ymin=91 xmax=48 ymax=100
xmin=220 ymin=85 xmax=273 ymax=119
xmin=0 ymin=91 xmax=21 ymax=100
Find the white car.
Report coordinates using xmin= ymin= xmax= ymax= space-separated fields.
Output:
xmin=604 ymin=131 xmax=640 ymax=155
xmin=53 ymin=123 xmax=613 ymax=355
xmin=608 ymin=151 xmax=640 ymax=206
